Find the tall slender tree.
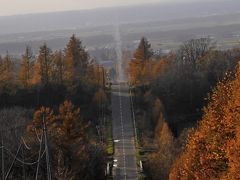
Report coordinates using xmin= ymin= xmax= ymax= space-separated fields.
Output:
xmin=52 ymin=50 xmax=64 ymax=85
xmin=129 ymin=37 xmax=153 ymax=85
xmin=0 ymin=52 xmax=14 ymax=88
xmin=134 ymin=37 xmax=153 ymax=61
xmin=18 ymin=46 xmax=34 ymax=88
xmin=64 ymin=35 xmax=89 ymax=83
xmin=33 ymin=43 xmax=53 ymax=85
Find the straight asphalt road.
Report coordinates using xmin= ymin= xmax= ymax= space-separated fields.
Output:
xmin=111 ymin=83 xmax=138 ymax=180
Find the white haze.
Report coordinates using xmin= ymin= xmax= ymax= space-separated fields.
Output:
xmin=1 ymin=0 xmax=239 ymax=35
xmin=114 ymin=23 xmax=124 ymax=82
xmin=0 ymin=0 xmax=222 ymax=16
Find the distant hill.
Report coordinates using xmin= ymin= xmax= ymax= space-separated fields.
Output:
xmin=0 ymin=0 xmax=240 ymax=35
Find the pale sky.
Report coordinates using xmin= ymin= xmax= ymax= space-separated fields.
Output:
xmin=0 ymin=0 xmax=211 ymax=16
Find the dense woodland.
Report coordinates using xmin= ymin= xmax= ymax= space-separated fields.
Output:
xmin=1 ymin=30 xmax=240 ymax=179
xmin=129 ymin=37 xmax=240 ymax=179
xmin=0 ymin=35 xmax=108 ymax=179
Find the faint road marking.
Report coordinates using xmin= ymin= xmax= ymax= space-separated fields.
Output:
xmin=118 ymin=85 xmax=127 ymax=180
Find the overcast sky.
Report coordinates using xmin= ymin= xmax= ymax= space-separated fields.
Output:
xmin=0 ymin=0 xmax=216 ymax=16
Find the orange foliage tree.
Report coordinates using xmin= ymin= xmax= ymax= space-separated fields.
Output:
xmin=129 ymin=37 xmax=153 ymax=85
xmin=146 ymin=122 xmax=175 ymax=180
xmin=27 ymin=101 xmax=91 ymax=179
xmin=170 ymin=64 xmax=240 ymax=179
xmin=64 ymin=34 xmax=89 ymax=83
xmin=32 ymin=43 xmax=53 ymax=85
xmin=0 ymin=52 xmax=14 ymax=90
xmin=129 ymin=37 xmax=170 ymax=86
xmin=28 ymin=100 xmax=88 ymax=145
xmin=18 ymin=46 xmax=34 ymax=88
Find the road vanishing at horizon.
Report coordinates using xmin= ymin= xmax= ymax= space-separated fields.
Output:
xmin=111 ymin=83 xmax=138 ymax=180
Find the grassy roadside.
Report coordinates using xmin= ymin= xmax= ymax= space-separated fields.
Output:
xmin=129 ymin=86 xmax=142 ymax=179
xmin=130 ymin=86 xmax=148 ymax=180
xmin=106 ymin=115 xmax=114 ymax=156
xmin=106 ymin=115 xmax=114 ymax=179
xmin=106 ymin=86 xmax=114 ymax=179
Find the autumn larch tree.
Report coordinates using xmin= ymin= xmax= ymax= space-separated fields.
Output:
xmin=27 ymin=100 xmax=88 ymax=145
xmin=18 ymin=46 xmax=34 ymax=88
xmin=129 ymin=37 xmax=153 ymax=85
xmin=27 ymin=101 xmax=90 ymax=179
xmin=0 ymin=52 xmax=14 ymax=90
xmin=52 ymin=50 xmax=64 ymax=85
xmin=169 ymin=63 xmax=240 ymax=179
xmin=146 ymin=122 xmax=175 ymax=180
xmin=64 ymin=34 xmax=89 ymax=83
xmin=87 ymin=62 xmax=99 ymax=85
xmin=58 ymin=100 xmax=88 ymax=143
xmin=134 ymin=37 xmax=153 ymax=61
xmin=32 ymin=43 xmax=53 ymax=85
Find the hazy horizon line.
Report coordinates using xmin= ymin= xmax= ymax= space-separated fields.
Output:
xmin=0 ymin=0 xmax=222 ymax=18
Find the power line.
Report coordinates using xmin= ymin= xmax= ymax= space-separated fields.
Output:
xmin=5 ymin=143 xmax=22 ymax=180
xmin=0 ymin=116 xmax=50 ymax=179
xmin=3 ymin=143 xmax=46 ymax=166
xmin=35 ymin=130 xmax=43 ymax=180
xmin=21 ymin=147 xmax=26 ymax=180
xmin=21 ymin=137 xmax=31 ymax=150
xmin=1 ymin=130 xmax=5 ymax=180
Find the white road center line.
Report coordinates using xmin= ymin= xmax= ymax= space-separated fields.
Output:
xmin=118 ymin=84 xmax=127 ymax=180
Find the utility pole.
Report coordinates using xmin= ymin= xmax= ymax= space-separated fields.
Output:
xmin=22 ymin=148 xmax=26 ymax=180
xmin=102 ymin=67 xmax=105 ymax=88
xmin=42 ymin=114 xmax=52 ymax=180
xmin=1 ymin=130 xmax=5 ymax=180
xmin=98 ymin=65 xmax=100 ymax=87
xmin=35 ymin=130 xmax=43 ymax=180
